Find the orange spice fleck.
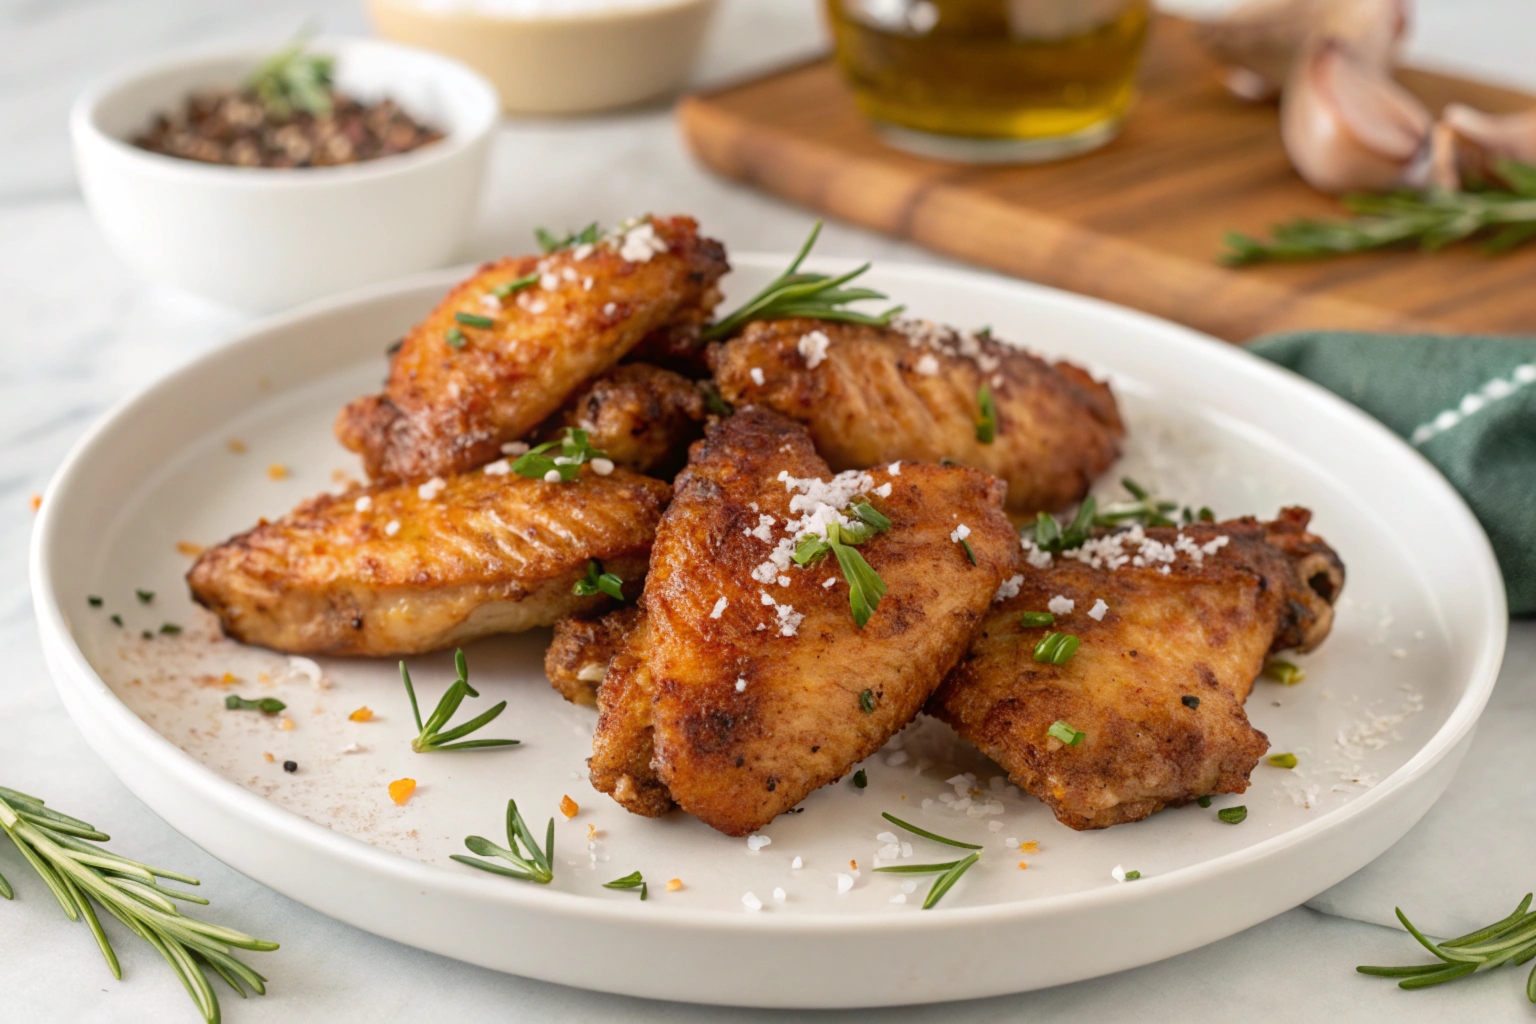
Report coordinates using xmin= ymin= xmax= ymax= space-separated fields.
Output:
xmin=279 ymin=717 xmax=295 ymax=731
xmin=849 ymin=858 xmax=858 ymax=871
xmin=176 ymin=541 xmax=205 ymax=557
xmin=586 ymin=824 xmax=597 ymax=841
xmin=666 ymin=878 xmax=683 ymax=892
xmin=559 ymin=795 xmax=579 ymax=818
xmin=1019 ymin=841 xmax=1039 ymax=853
xmin=388 ymin=778 xmax=417 ymax=805
xmin=349 ymin=706 xmax=374 ymax=722
xmin=267 ymin=463 xmax=289 ymax=480
xmin=1018 ymin=861 xmax=1029 ymax=870
xmin=227 ymin=439 xmax=246 ymax=454
xmin=29 ymin=494 xmax=42 ymax=512
xmin=262 ymin=752 xmax=274 ymax=763
xmin=220 ymin=673 xmax=239 ymax=686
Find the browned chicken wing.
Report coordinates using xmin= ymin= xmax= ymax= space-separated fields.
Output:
xmin=709 ymin=318 xmax=1124 ymax=518
xmin=336 ymin=215 xmax=728 ymax=484
xmin=545 ymin=606 xmax=642 ymax=707
xmin=928 ymin=509 xmax=1344 ymax=830
xmin=538 ymin=363 xmax=705 ymax=479
xmin=188 ymin=465 xmax=669 ymax=657
xmin=588 ymin=407 xmax=1019 ymax=836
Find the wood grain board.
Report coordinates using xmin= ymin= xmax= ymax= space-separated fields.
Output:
xmin=678 ymin=16 xmax=1536 ymax=342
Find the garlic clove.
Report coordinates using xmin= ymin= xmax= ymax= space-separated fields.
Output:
xmin=1197 ymin=0 xmax=1410 ymax=102
xmin=1438 ymin=103 xmax=1536 ymax=185
xmin=1281 ymin=39 xmax=1432 ymax=194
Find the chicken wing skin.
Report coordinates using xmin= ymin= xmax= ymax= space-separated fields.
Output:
xmin=709 ymin=318 xmax=1124 ymax=518
xmin=588 ymin=407 xmax=1019 ymax=835
xmin=539 ymin=363 xmax=705 ymax=479
xmin=336 ymin=215 xmax=728 ymax=484
xmin=187 ymin=466 xmax=670 ymax=657
xmin=545 ymin=606 xmax=642 ymax=707
xmin=928 ymin=509 xmax=1344 ymax=830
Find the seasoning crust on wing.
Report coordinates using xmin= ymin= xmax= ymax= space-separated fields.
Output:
xmin=188 ymin=466 xmax=669 ymax=657
xmin=337 ymin=215 xmax=728 ymax=484
xmin=539 ymin=363 xmax=705 ymax=479
xmin=928 ymin=509 xmax=1344 ymax=830
xmin=588 ymin=408 xmax=1018 ymax=836
xmin=545 ymin=607 xmax=642 ymax=707
xmin=709 ymin=318 xmax=1124 ymax=518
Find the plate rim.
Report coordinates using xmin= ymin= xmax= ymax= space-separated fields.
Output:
xmin=31 ymin=255 xmax=1509 ymax=938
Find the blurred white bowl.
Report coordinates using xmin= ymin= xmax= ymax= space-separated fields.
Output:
xmin=71 ymin=38 xmax=499 ymax=312
xmin=367 ymin=0 xmax=718 ymax=115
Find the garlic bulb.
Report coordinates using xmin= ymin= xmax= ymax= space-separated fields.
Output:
xmin=1197 ymin=0 xmax=1410 ymax=101
xmin=1280 ymin=39 xmax=1432 ymax=194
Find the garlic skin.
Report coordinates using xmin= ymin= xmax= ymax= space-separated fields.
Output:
xmin=1438 ymin=104 xmax=1536 ymax=186
xmin=1281 ymin=39 xmax=1432 ymax=194
xmin=1197 ymin=0 xmax=1410 ymax=101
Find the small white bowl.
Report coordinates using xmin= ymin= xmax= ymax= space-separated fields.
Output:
xmin=71 ymin=38 xmax=499 ymax=312
xmin=368 ymin=0 xmax=718 ymax=115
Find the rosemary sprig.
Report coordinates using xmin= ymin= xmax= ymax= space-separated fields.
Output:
xmin=1225 ymin=161 xmax=1536 ymax=264
xmin=876 ymin=812 xmax=982 ymax=908
xmin=573 ymin=559 xmax=625 ymax=601
xmin=512 ymin=428 xmax=606 ymax=483
xmin=0 ymin=786 xmax=277 ymax=1023
xmin=880 ymin=812 xmax=983 ymax=850
xmin=701 ymin=221 xmax=904 ymax=341
xmin=603 ymin=871 xmax=647 ymax=900
xmin=450 ymin=798 xmax=553 ymax=884
xmin=244 ymin=38 xmax=334 ymax=119
xmin=1026 ymin=478 xmax=1200 ymax=554
xmin=400 ymin=650 xmax=519 ymax=753
xmin=1359 ymin=894 xmax=1536 ymax=1001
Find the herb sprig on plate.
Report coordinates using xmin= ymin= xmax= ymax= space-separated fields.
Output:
xmin=401 ymin=650 xmax=519 ymax=753
xmin=875 ymin=813 xmax=982 ymax=909
xmin=0 ymin=786 xmax=277 ymax=1023
xmin=450 ymin=798 xmax=553 ymax=884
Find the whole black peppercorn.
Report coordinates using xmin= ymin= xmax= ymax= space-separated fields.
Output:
xmin=282 ymin=760 xmax=298 ymax=773
xmin=1182 ymin=695 xmax=1200 ymax=709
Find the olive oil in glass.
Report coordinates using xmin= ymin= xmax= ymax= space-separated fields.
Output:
xmin=825 ymin=0 xmax=1151 ymax=162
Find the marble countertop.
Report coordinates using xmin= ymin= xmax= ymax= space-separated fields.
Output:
xmin=2 ymin=0 xmax=1533 ymax=1020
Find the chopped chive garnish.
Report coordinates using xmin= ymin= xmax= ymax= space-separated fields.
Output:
xmin=1123 ymin=869 xmax=1142 ymax=881
xmin=135 ymin=589 xmax=154 ymax=604
xmin=859 ymin=689 xmax=875 ymax=713
xmin=850 ymin=501 xmax=892 ymax=533
xmin=87 ymin=596 xmax=103 ymax=608
xmin=141 ymin=630 xmax=153 ymax=640
xmin=1263 ymin=659 xmax=1305 ymax=685
xmin=1267 ymin=752 xmax=1298 ymax=769
xmin=450 ymin=797 xmax=554 ymax=884
xmin=109 ymin=614 xmax=123 ymax=627
xmin=1197 ymin=795 xmax=1212 ymax=808
xmin=1047 ymin=720 xmax=1085 ymax=746
xmin=881 ymin=812 xmax=983 ymax=850
xmin=225 ymin=695 xmax=286 ymax=714
xmin=959 ymin=538 xmax=976 ymax=565
xmin=159 ymin=623 xmax=181 ymax=635
xmin=922 ymin=852 xmax=980 ymax=909
xmin=401 ymin=649 xmax=519 ymax=753
xmin=1020 ymin=611 xmax=1055 ymax=628
xmin=852 ymin=769 xmax=868 ymax=789
xmin=975 ymin=385 xmax=997 ymax=444
xmin=573 ymin=559 xmax=624 ymax=601
xmin=492 ymin=273 xmax=539 ymax=299
xmin=535 ymin=223 xmax=600 ymax=254
xmin=1218 ymin=805 xmax=1248 ymax=824
xmin=1033 ymin=631 xmax=1080 ymax=665
xmin=700 ymin=382 xmax=734 ymax=417
xmin=603 ymin=871 xmax=647 ymax=900
xmin=1182 ymin=694 xmax=1201 ymax=709
xmin=445 ymin=326 xmax=466 ymax=349
xmin=454 ymin=312 xmax=496 ymax=328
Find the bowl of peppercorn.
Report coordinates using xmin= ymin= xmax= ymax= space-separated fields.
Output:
xmin=71 ymin=37 xmax=499 ymax=311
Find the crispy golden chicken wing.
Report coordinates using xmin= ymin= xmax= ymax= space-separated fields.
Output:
xmin=539 ymin=363 xmax=705 ymax=479
xmin=188 ymin=466 xmax=669 ymax=657
xmin=709 ymin=318 xmax=1124 ymax=518
xmin=588 ymin=407 xmax=1018 ymax=835
xmin=545 ymin=607 xmax=642 ymax=707
xmin=336 ymin=216 xmax=727 ymax=483
xmin=928 ymin=509 xmax=1344 ymax=830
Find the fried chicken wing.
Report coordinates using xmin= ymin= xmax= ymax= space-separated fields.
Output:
xmin=188 ymin=465 xmax=669 ymax=657
xmin=336 ymin=216 xmax=728 ymax=484
xmin=709 ymin=318 xmax=1124 ymax=518
xmin=588 ymin=407 xmax=1018 ymax=835
xmin=545 ymin=606 xmax=642 ymax=707
xmin=928 ymin=509 xmax=1344 ymax=830
xmin=538 ymin=363 xmax=705 ymax=479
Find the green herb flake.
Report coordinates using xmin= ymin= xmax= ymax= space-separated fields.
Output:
xmin=535 ymin=223 xmax=601 ymax=254
xmin=87 ymin=596 xmax=103 ymax=608
xmin=135 ymin=589 xmax=154 ymax=604
xmin=445 ymin=326 xmax=466 ymax=349
xmin=1218 ymin=805 xmax=1248 ymax=824
xmin=603 ymin=871 xmax=647 ymax=900
xmin=1033 ymin=632 xmax=1080 ymax=666
xmin=492 ymin=273 xmax=539 ymax=299
xmin=1182 ymin=694 xmax=1201 ymax=709
xmin=1267 ymin=753 xmax=1298 ymax=769
xmin=1197 ymin=795 xmax=1212 ymax=808
xmin=852 ymin=769 xmax=868 ymax=789
xmin=511 ymin=427 xmax=606 ymax=483
xmin=1047 ymin=719 xmax=1085 ymax=746
xmin=1123 ymin=869 xmax=1142 ymax=881
xmin=454 ymin=312 xmax=496 ymax=329
xmin=1263 ymin=659 xmax=1306 ymax=685
xmin=225 ymin=694 xmax=286 ymax=714
xmin=859 ymin=689 xmax=875 ymax=713
xmin=1020 ymin=611 xmax=1056 ymax=628
xmin=109 ymin=614 xmax=123 ymax=628
xmin=159 ymin=623 xmax=182 ymax=635
xmin=573 ymin=560 xmax=625 ymax=602
xmin=975 ymin=385 xmax=997 ymax=444
xmin=959 ymin=538 xmax=977 ymax=565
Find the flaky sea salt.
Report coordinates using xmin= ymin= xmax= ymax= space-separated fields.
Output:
xmin=798 ymin=330 xmax=831 ymax=369
xmin=747 ymin=834 xmax=772 ymax=851
xmin=1048 ymin=595 xmax=1075 ymax=615
xmin=1088 ymin=598 xmax=1108 ymax=621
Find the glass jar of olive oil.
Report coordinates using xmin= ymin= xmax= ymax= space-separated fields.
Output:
xmin=825 ymin=0 xmax=1151 ymax=163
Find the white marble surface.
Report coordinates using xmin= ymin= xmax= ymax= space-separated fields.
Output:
xmin=2 ymin=0 xmax=1534 ymax=1020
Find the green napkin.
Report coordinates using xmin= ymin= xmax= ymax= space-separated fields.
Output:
xmin=1249 ymin=332 xmax=1536 ymax=615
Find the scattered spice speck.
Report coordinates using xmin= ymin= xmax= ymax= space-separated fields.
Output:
xmin=262 ymin=752 xmax=274 ymax=763
xmin=349 ymin=706 xmax=374 ymax=722
xmin=1018 ymin=861 xmax=1029 ymax=870
xmin=227 ymin=439 xmax=246 ymax=454
xmin=176 ymin=541 xmax=204 ymax=557
xmin=560 ymin=795 xmax=579 ymax=818
xmin=279 ymin=717 xmax=296 ymax=731
xmin=388 ymin=778 xmax=417 ymax=805
xmin=282 ymin=760 xmax=297 ymax=774
xmin=666 ymin=878 xmax=683 ymax=892
xmin=29 ymin=494 xmax=42 ymax=512
xmin=267 ymin=463 xmax=289 ymax=480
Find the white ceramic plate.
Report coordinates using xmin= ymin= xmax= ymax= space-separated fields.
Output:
xmin=32 ymin=257 xmax=1506 ymax=1008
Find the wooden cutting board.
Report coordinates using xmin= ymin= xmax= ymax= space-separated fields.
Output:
xmin=678 ymin=16 xmax=1536 ymax=342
